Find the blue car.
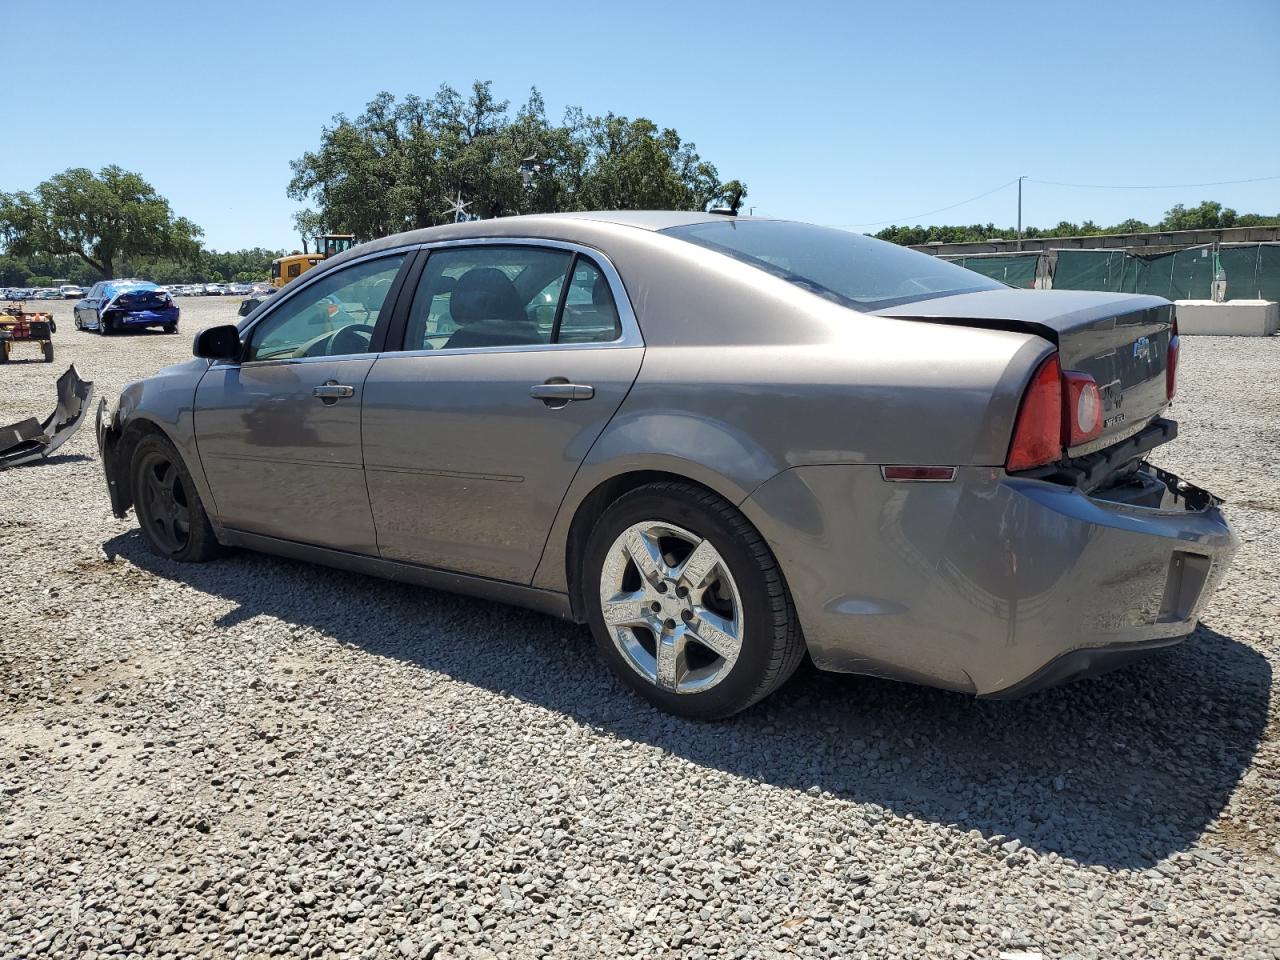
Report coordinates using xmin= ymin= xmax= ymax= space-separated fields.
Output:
xmin=73 ymin=280 xmax=180 ymax=335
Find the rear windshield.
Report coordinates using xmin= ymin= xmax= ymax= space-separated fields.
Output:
xmin=662 ymin=219 xmax=1003 ymax=311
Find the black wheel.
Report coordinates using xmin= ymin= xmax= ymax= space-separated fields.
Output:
xmin=48 ymin=319 xmax=56 ymax=333
xmin=163 ymin=323 xmax=178 ymax=334
xmin=74 ymin=313 xmax=82 ymax=330
xmin=582 ymin=481 xmax=804 ymax=719
xmin=0 ymin=342 xmax=9 ymax=363
xmin=42 ymin=341 xmax=53 ymax=362
xmin=129 ymin=435 xmax=221 ymax=562
xmin=101 ymin=315 xmax=114 ymax=335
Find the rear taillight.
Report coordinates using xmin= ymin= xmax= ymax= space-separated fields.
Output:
xmin=1006 ymin=354 xmax=1064 ymax=471
xmin=1006 ymin=355 xmax=1107 ymax=471
xmin=1167 ymin=317 xmax=1180 ymax=400
xmin=1062 ymin=371 xmax=1103 ymax=446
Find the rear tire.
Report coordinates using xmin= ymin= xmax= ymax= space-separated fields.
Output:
xmin=129 ymin=434 xmax=221 ymax=563
xmin=42 ymin=341 xmax=53 ymax=362
xmin=163 ymin=323 xmax=177 ymax=334
xmin=582 ymin=481 xmax=804 ymax=719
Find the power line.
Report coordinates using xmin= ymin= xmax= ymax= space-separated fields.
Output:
xmin=830 ymin=179 xmax=1020 ymax=228
xmin=1028 ymin=174 xmax=1280 ymax=190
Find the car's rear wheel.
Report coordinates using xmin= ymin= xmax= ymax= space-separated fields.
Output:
xmin=130 ymin=435 xmax=221 ymax=562
xmin=100 ymin=315 xmax=113 ymax=335
xmin=163 ymin=323 xmax=177 ymax=334
xmin=42 ymin=341 xmax=53 ymax=362
xmin=583 ymin=481 xmax=804 ymax=719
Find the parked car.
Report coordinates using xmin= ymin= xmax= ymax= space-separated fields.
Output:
xmin=96 ymin=212 xmax=1235 ymax=718
xmin=203 ymin=283 xmax=225 ymax=296
xmin=36 ymin=288 xmax=61 ymax=300
xmin=73 ymin=280 xmax=180 ymax=334
xmin=227 ymin=282 xmax=251 ymax=295
xmin=59 ymin=284 xmax=85 ymax=300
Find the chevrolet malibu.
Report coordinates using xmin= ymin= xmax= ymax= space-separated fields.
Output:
xmin=96 ymin=212 xmax=1235 ymax=718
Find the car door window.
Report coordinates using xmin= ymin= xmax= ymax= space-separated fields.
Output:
xmin=555 ymin=257 xmax=622 ymax=344
xmin=403 ymin=246 xmax=572 ymax=351
xmin=246 ymin=254 xmax=406 ymax=362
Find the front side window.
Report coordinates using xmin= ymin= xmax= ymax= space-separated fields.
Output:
xmin=287 ymin=262 xmax=301 ymax=279
xmin=662 ymin=220 xmax=1004 ymax=311
xmin=246 ymin=254 xmax=405 ymax=362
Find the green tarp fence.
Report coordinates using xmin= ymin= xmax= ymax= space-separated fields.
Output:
xmin=945 ymin=254 xmax=1038 ymax=288
xmin=1052 ymin=245 xmax=1280 ymax=302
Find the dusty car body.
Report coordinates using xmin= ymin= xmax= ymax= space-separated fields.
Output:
xmin=96 ymin=212 xmax=1235 ymax=717
xmin=73 ymin=280 xmax=180 ymax=334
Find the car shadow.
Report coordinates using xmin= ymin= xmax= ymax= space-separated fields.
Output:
xmin=104 ymin=531 xmax=1271 ymax=870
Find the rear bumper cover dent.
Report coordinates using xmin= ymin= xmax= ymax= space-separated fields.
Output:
xmin=741 ymin=462 xmax=1237 ymax=697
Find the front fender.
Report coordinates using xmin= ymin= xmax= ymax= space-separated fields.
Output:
xmin=97 ymin=358 xmax=217 ymax=521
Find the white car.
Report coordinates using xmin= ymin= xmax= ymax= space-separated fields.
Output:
xmin=203 ymin=283 xmax=225 ymax=296
xmin=59 ymin=284 xmax=85 ymax=300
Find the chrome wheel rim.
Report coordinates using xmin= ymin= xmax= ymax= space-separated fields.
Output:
xmin=137 ymin=452 xmax=191 ymax=554
xmin=599 ymin=521 xmax=743 ymax=694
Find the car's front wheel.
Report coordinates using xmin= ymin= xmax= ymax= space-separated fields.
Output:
xmin=129 ymin=435 xmax=221 ymax=562
xmin=583 ymin=481 xmax=804 ymax=719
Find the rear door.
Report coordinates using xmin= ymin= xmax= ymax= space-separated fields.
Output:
xmin=361 ymin=242 xmax=644 ymax=583
xmin=194 ymin=252 xmax=410 ymax=554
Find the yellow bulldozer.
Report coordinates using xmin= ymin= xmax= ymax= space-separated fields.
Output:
xmin=270 ymin=234 xmax=357 ymax=289
xmin=240 ymin=234 xmax=358 ymax=317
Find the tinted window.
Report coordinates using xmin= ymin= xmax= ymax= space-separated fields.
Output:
xmin=246 ymin=254 xmax=405 ymax=361
xmin=662 ymin=220 xmax=1003 ymax=310
xmin=556 ymin=257 xmax=622 ymax=343
xmin=404 ymin=246 xmax=571 ymax=351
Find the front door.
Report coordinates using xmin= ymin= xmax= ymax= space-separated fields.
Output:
xmin=361 ymin=244 xmax=644 ymax=583
xmin=193 ymin=253 xmax=409 ymax=554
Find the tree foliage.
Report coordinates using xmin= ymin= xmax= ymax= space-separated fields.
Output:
xmin=874 ymin=199 xmax=1280 ymax=246
xmin=0 ymin=166 xmax=203 ymax=278
xmin=288 ymin=82 xmax=748 ymax=239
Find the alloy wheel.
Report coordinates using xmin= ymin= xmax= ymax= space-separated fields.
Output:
xmin=598 ymin=520 xmax=743 ymax=694
xmin=137 ymin=452 xmax=192 ymax=554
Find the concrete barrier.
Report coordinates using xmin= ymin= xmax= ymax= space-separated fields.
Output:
xmin=1174 ymin=300 xmax=1278 ymax=336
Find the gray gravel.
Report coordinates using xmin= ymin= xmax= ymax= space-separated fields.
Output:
xmin=2 ymin=299 xmax=1278 ymax=959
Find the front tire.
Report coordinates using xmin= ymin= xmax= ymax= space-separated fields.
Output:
xmin=129 ymin=435 xmax=221 ymax=562
xmin=583 ymin=481 xmax=804 ymax=719
xmin=42 ymin=341 xmax=53 ymax=362
xmin=163 ymin=323 xmax=177 ymax=334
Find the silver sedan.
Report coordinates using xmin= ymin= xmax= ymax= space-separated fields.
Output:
xmin=97 ymin=212 xmax=1236 ymax=718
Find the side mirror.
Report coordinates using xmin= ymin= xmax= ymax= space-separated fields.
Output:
xmin=193 ymin=324 xmax=242 ymax=362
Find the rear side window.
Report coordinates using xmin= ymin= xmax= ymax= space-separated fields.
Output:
xmin=662 ymin=219 xmax=1003 ymax=311
xmin=556 ymin=258 xmax=622 ymax=344
xmin=402 ymin=246 xmax=623 ymax=351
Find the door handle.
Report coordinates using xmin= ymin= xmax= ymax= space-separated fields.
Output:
xmin=313 ymin=382 xmax=355 ymax=402
xmin=529 ymin=383 xmax=594 ymax=402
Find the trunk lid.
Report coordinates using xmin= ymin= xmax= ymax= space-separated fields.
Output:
xmin=875 ymin=289 xmax=1174 ymax=454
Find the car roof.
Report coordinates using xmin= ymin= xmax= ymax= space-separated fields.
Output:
xmin=321 ymin=210 xmax=761 ymax=271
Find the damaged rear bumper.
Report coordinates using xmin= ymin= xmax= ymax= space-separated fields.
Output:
xmin=0 ymin=366 xmax=94 ymax=469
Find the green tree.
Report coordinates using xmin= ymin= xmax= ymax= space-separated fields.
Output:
xmin=288 ymin=83 xmax=747 ymax=240
xmin=1158 ymin=200 xmax=1237 ymax=231
xmin=0 ymin=166 xmax=202 ymax=279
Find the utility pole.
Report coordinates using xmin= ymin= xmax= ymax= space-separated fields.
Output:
xmin=1016 ymin=176 xmax=1026 ymax=251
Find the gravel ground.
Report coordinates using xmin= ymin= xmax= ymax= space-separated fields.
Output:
xmin=1 ymin=299 xmax=1277 ymax=960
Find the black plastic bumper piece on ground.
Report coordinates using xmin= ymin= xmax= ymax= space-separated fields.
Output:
xmin=980 ymin=635 xmax=1187 ymax=699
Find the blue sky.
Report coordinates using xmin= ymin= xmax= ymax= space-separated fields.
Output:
xmin=6 ymin=0 xmax=1278 ymax=251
